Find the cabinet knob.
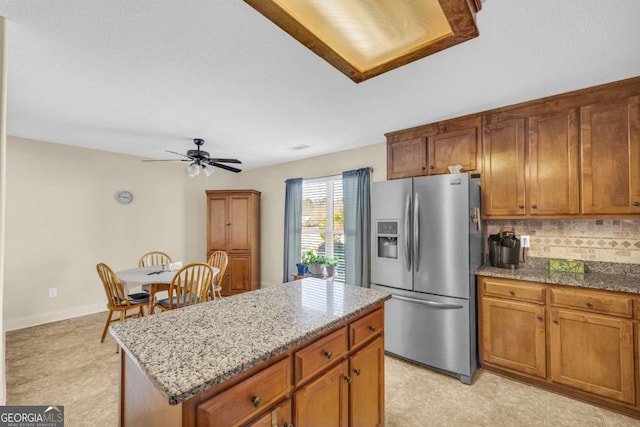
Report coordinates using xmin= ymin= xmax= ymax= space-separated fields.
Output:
xmin=536 ymin=315 xmax=543 ymax=321
xmin=368 ymin=326 xmax=377 ymax=332
xmin=531 ymin=204 xmax=538 ymax=209
xmin=429 ymin=165 xmax=434 ymax=170
xmin=634 ymin=201 xmax=640 ymax=207
xmin=354 ymin=368 xmax=361 ymax=376
xmin=552 ymin=319 xmax=559 ymax=324
xmin=226 ymin=223 xmax=231 ymax=226
xmin=518 ymin=204 xmax=524 ymax=209
xmin=585 ymin=300 xmax=592 ymax=307
xmin=324 ymin=351 xmax=332 ymax=360
xmin=284 ymin=423 xmax=294 ymax=427
xmin=251 ymin=396 xmax=262 ymax=408
xmin=344 ymin=375 xmax=352 ymax=384
xmin=509 ymin=290 xmax=515 ymax=296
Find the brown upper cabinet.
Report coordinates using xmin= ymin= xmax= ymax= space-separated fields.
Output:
xmin=386 ymin=75 xmax=640 ymax=219
xmin=386 ymin=114 xmax=481 ymax=179
xmin=581 ymin=95 xmax=640 ymax=215
xmin=482 ymin=108 xmax=580 ymax=218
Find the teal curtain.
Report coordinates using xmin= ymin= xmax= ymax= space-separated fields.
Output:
xmin=342 ymin=168 xmax=371 ymax=287
xmin=283 ymin=178 xmax=303 ymax=282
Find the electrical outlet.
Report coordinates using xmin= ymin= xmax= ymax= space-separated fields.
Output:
xmin=521 ymin=235 xmax=530 ymax=248
xmin=48 ymin=288 xmax=58 ymax=298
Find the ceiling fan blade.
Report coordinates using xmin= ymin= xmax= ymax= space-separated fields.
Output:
xmin=211 ymin=162 xmax=242 ymax=173
xmin=209 ymin=158 xmax=242 ymax=164
xmin=141 ymin=159 xmax=190 ymax=162
xmin=165 ymin=150 xmax=193 ymax=159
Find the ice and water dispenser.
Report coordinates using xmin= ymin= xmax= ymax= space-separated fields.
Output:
xmin=376 ymin=221 xmax=399 ymax=260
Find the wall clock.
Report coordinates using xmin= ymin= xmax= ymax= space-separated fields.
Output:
xmin=114 ymin=190 xmax=134 ymax=205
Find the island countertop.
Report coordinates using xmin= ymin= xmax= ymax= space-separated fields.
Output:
xmin=109 ymin=278 xmax=390 ymax=405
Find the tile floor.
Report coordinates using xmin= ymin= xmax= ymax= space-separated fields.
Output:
xmin=5 ymin=312 xmax=640 ymax=426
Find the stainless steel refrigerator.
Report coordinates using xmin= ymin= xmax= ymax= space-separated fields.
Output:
xmin=370 ymin=173 xmax=482 ymax=384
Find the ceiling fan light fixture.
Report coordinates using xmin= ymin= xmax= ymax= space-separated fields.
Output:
xmin=187 ymin=163 xmax=201 ymax=177
xmin=203 ymin=164 xmax=216 ymax=177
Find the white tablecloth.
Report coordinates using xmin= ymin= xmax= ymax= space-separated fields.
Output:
xmin=117 ymin=265 xmax=219 ymax=293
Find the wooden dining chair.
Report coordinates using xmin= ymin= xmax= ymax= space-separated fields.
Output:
xmin=96 ymin=263 xmax=149 ymax=349
xmin=138 ymin=251 xmax=173 ymax=268
xmin=154 ymin=263 xmax=215 ymax=311
xmin=206 ymin=250 xmax=228 ymax=300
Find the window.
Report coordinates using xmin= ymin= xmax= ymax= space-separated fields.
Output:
xmin=301 ymin=175 xmax=345 ymax=281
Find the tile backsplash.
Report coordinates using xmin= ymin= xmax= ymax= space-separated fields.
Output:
xmin=485 ymin=219 xmax=640 ymax=265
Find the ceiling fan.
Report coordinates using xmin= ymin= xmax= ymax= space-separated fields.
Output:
xmin=143 ymin=138 xmax=242 ymax=177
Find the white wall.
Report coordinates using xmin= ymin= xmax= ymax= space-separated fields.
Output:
xmin=4 ymin=137 xmax=386 ymax=330
xmin=4 ymin=137 xmax=203 ymax=330
xmin=0 ymin=15 xmax=8 ymax=405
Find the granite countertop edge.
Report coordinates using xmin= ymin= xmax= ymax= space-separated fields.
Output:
xmin=476 ymin=264 xmax=640 ymax=294
xmin=110 ymin=280 xmax=391 ymax=405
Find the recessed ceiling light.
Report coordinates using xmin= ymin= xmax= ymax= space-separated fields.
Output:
xmin=245 ymin=0 xmax=481 ymax=83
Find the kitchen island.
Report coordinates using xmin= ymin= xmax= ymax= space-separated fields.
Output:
xmin=110 ymin=278 xmax=390 ymax=426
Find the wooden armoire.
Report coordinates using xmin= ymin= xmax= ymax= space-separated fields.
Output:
xmin=206 ymin=190 xmax=260 ymax=296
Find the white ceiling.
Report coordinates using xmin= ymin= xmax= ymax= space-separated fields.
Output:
xmin=0 ymin=0 xmax=639 ymax=171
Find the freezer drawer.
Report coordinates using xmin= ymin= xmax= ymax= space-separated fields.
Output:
xmin=373 ymin=286 xmax=476 ymax=383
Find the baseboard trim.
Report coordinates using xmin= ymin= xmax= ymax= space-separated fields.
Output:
xmin=5 ymin=303 xmax=107 ymax=331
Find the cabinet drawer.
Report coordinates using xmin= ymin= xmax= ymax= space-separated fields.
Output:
xmin=482 ymin=278 xmax=545 ymax=303
xmin=349 ymin=309 xmax=384 ymax=349
xmin=294 ymin=327 xmax=347 ymax=385
xmin=196 ymin=357 xmax=290 ymax=427
xmin=550 ymin=288 xmax=633 ymax=318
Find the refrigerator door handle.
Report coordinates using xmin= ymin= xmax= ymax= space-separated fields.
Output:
xmin=392 ymin=294 xmax=464 ymax=310
xmin=413 ymin=192 xmax=420 ymax=272
xmin=404 ymin=193 xmax=412 ymax=271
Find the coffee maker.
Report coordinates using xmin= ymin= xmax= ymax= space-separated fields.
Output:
xmin=488 ymin=230 xmax=521 ymax=269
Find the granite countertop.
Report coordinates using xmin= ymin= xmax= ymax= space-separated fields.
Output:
xmin=109 ymin=278 xmax=390 ymax=405
xmin=476 ymin=258 xmax=640 ymax=294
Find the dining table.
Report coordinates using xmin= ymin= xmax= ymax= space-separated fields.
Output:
xmin=117 ymin=265 xmax=220 ymax=314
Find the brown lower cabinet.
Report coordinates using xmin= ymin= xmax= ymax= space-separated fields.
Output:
xmin=478 ymin=276 xmax=640 ymax=418
xmin=121 ymin=306 xmax=385 ymax=427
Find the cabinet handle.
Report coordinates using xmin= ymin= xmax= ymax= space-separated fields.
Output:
xmin=536 ymin=315 xmax=543 ymax=321
xmin=585 ymin=300 xmax=592 ymax=307
xmin=324 ymin=351 xmax=332 ymax=359
xmin=531 ymin=204 xmax=538 ymax=209
xmin=509 ymin=290 xmax=515 ymax=296
xmin=283 ymin=423 xmax=294 ymax=427
xmin=552 ymin=319 xmax=559 ymax=324
xmin=226 ymin=223 xmax=231 ymax=226
xmin=518 ymin=204 xmax=524 ymax=209
xmin=633 ymin=202 xmax=640 ymax=207
xmin=344 ymin=375 xmax=352 ymax=384
xmin=354 ymin=368 xmax=361 ymax=376
xmin=251 ymin=396 xmax=262 ymax=408
xmin=368 ymin=326 xmax=377 ymax=332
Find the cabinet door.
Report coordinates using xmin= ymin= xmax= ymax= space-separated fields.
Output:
xmin=294 ymin=360 xmax=348 ymax=427
xmin=528 ymin=110 xmax=579 ymax=215
xmin=246 ymin=399 xmax=292 ymax=427
xmin=350 ymin=336 xmax=384 ymax=427
xmin=482 ymin=117 xmax=526 ymax=217
xmin=225 ymin=254 xmax=251 ymax=295
xmin=387 ymin=137 xmax=427 ymax=179
xmin=207 ymin=196 xmax=228 ymax=251
xmin=581 ymin=95 xmax=640 ymax=214
xmin=550 ymin=309 xmax=635 ymax=404
xmin=228 ymin=195 xmax=252 ymax=251
xmin=480 ymin=297 xmax=546 ymax=378
xmin=427 ymin=127 xmax=479 ymax=175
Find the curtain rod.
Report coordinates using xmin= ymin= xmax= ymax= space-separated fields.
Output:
xmin=300 ymin=166 xmax=374 ymax=182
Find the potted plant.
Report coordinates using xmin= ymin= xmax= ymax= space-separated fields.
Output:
xmin=297 ymin=250 xmax=315 ymax=275
xmin=325 ymin=256 xmax=338 ymax=277
xmin=309 ymin=254 xmax=327 ymax=276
